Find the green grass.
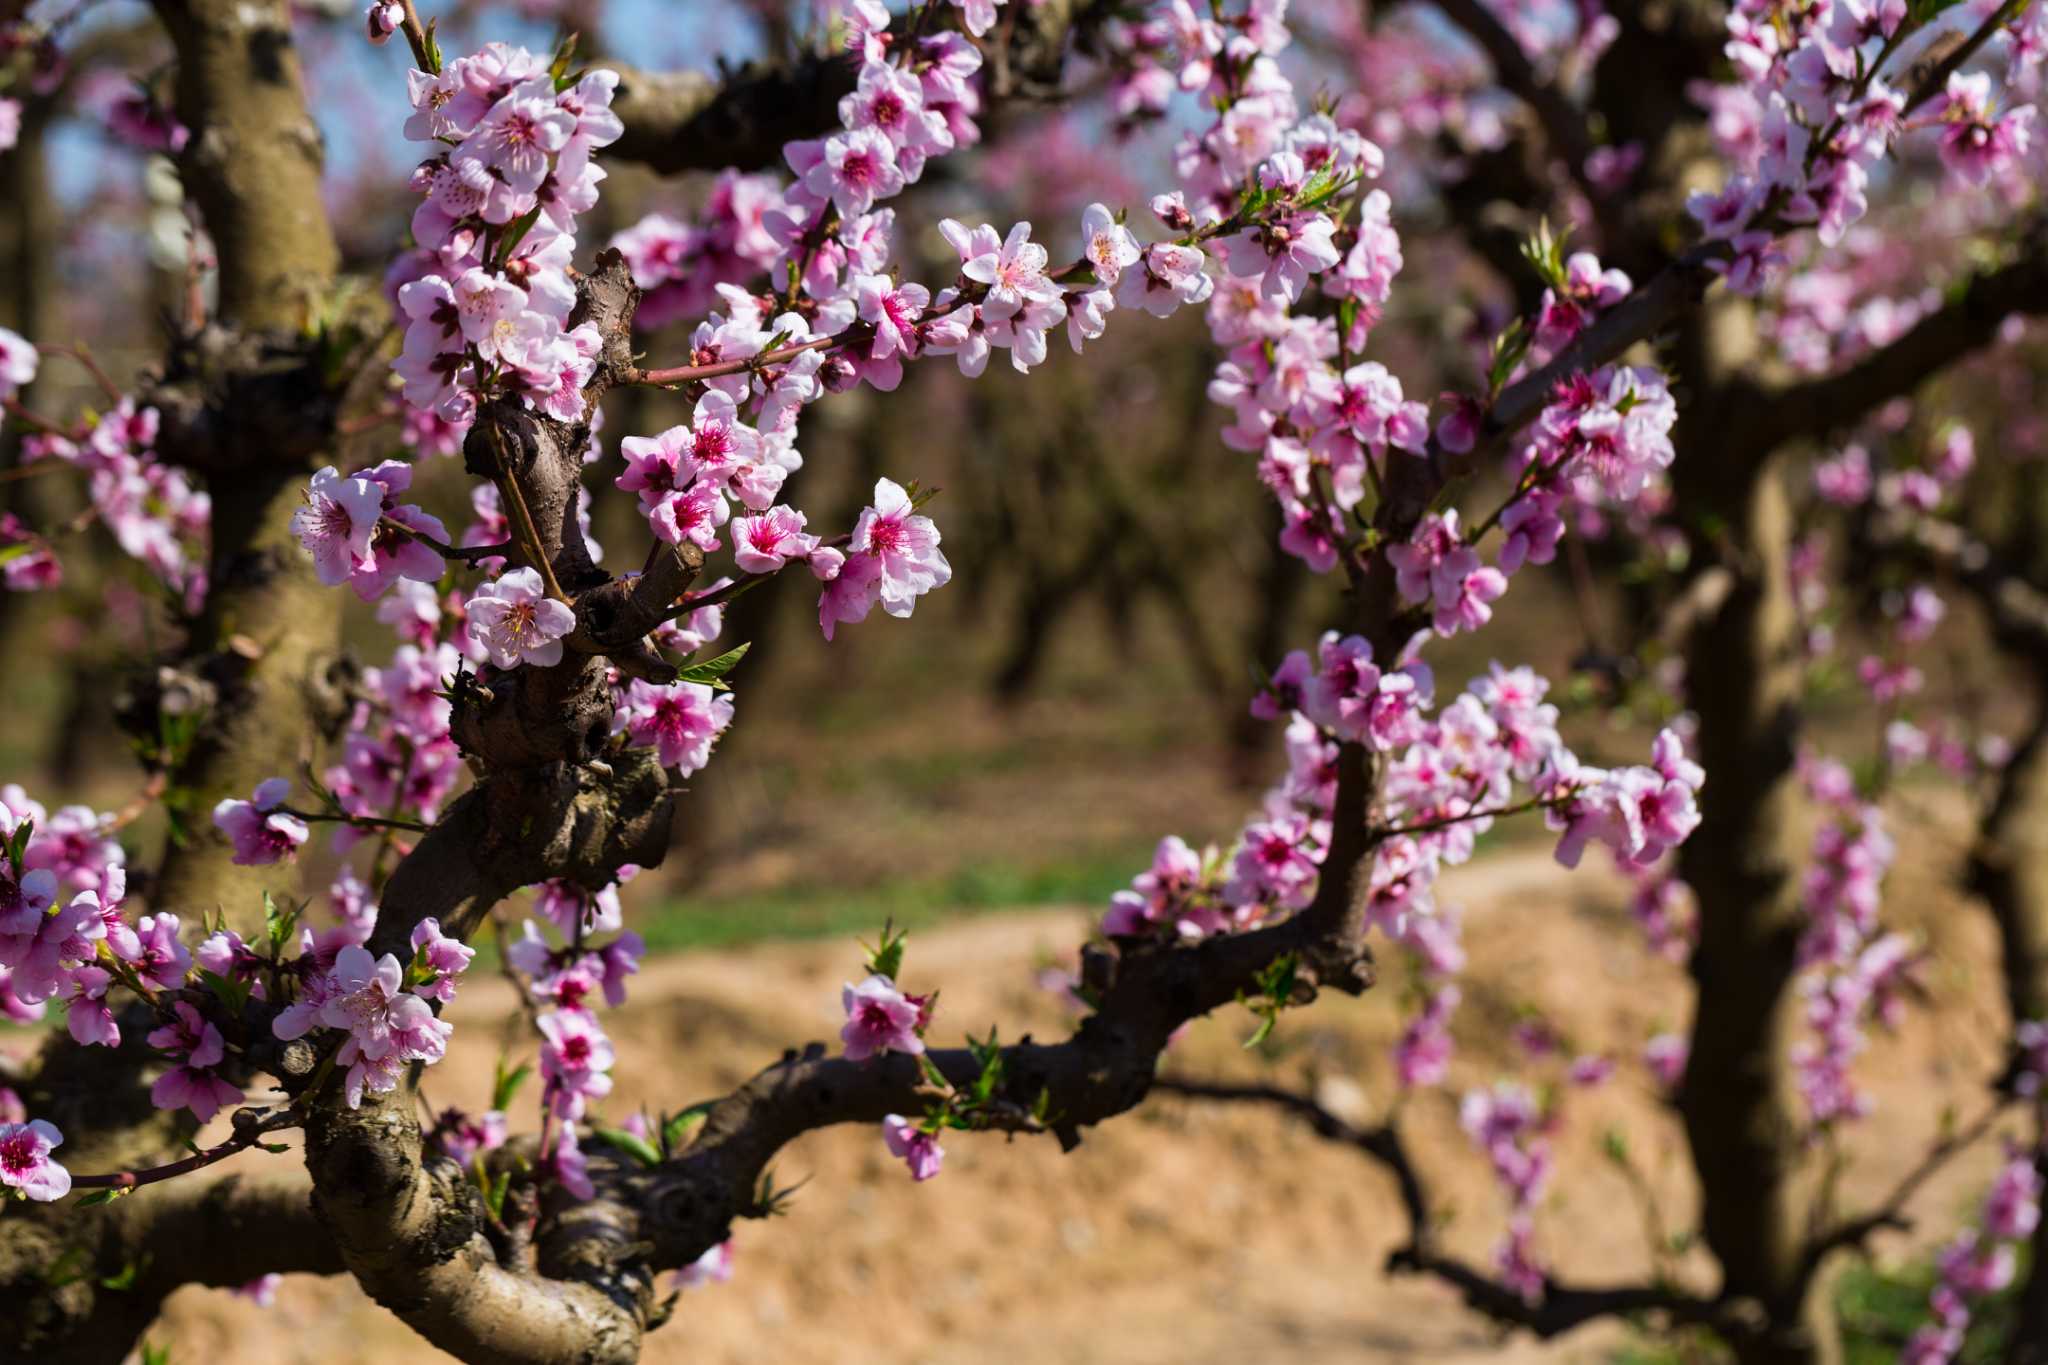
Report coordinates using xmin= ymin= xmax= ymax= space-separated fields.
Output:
xmin=631 ymin=846 xmax=1148 ymax=954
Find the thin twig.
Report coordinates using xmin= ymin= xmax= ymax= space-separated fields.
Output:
xmin=70 ymin=1107 xmax=301 ymax=1191
xmin=379 ymin=515 xmax=509 ymax=565
xmin=1371 ymin=792 xmax=1561 ymax=841
xmin=276 ymin=805 xmax=431 ymax=835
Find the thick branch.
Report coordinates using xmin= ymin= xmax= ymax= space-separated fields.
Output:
xmin=1752 ymin=233 xmax=2048 ymax=449
xmin=578 ymin=891 xmax=1379 ymax=1279
xmin=1431 ymin=0 xmax=1600 ymax=193
xmin=0 ymin=1173 xmax=342 ymax=1365
xmin=1150 ymin=1078 xmax=1732 ymax=1341
xmin=607 ymin=1 xmax=1106 ymax=175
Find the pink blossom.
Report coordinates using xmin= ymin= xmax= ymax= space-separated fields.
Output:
xmin=62 ymin=966 xmax=119 ymax=1048
xmin=364 ymin=1 xmax=402 ymax=44
xmin=0 ymin=326 xmax=36 ymax=400
xmin=850 ymin=477 xmax=952 ymax=620
xmin=882 ymin=1114 xmax=945 ymax=1181
xmin=1079 ymin=202 xmax=1140 ymax=286
xmin=1938 ymin=73 xmax=2036 ymax=186
xmin=1115 ymin=242 xmax=1214 ymax=318
xmin=454 ymin=78 xmax=575 ymax=197
xmin=857 ymin=275 xmax=930 ymax=361
xmin=731 ymin=506 xmax=817 ymax=574
xmin=800 ymin=127 xmax=905 ymax=218
xmin=235 ymin=1274 xmax=283 ymax=1307
xmin=430 ymin=1107 xmax=508 ymax=1167
xmin=675 ymin=1239 xmax=736 ymax=1288
xmin=841 ymin=974 xmax=925 ymax=1061
xmin=466 ymin=567 xmax=576 ymax=669
xmin=409 ymin=917 xmax=475 ymax=1003
xmin=616 ymin=680 xmax=734 ymax=776
xmin=958 ymin=221 xmax=1061 ymax=320
xmin=1394 ymin=984 xmax=1459 ymax=1089
xmin=292 ymin=467 xmax=384 ymax=586
xmin=0 ymin=887 xmax=106 ymax=1004
xmin=551 ymin=1123 xmax=595 ymax=1199
xmin=1643 ymin=1033 xmax=1688 ymax=1090
xmin=125 ymin=912 xmax=193 ymax=991
xmin=539 ymin=1008 xmax=615 ymax=1118
xmin=0 ymin=1119 xmax=69 ymax=1201
xmin=211 ymin=778 xmax=309 ymax=867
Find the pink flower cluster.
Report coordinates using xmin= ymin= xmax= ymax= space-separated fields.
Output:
xmin=1789 ymin=753 xmax=1910 ymax=1129
xmin=290 ymin=462 xmax=447 ymax=605
xmin=211 ymin=778 xmax=310 ymax=867
xmin=1693 ymin=2 xmax=2043 ymax=294
xmin=20 ymin=400 xmax=209 ymax=609
xmin=389 ymin=44 xmax=623 ymax=426
xmin=611 ymin=171 xmax=785 ymax=329
xmin=1904 ymin=1144 xmax=2042 ymax=1365
xmin=503 ymin=894 xmax=644 ymax=1191
xmin=274 ymin=942 xmax=457 ymax=1107
xmin=1460 ymin=1082 xmax=1554 ymax=1304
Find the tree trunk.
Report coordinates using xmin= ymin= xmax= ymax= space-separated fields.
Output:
xmin=145 ymin=0 xmax=347 ymax=919
xmin=1972 ymin=695 xmax=2048 ymax=1365
xmin=1676 ymin=460 xmax=1836 ymax=1365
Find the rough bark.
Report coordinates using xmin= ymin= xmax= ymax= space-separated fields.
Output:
xmin=144 ymin=0 xmax=349 ymax=919
xmin=1674 ymin=452 xmax=1833 ymax=1365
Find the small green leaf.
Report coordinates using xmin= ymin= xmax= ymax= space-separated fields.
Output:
xmin=673 ymin=642 xmax=751 ymax=689
xmin=1907 ymin=0 xmax=1965 ymax=22
xmin=263 ymin=892 xmax=303 ymax=955
xmin=72 ymin=1189 xmax=122 ymax=1210
xmin=661 ymin=1103 xmax=713 ymax=1155
xmin=100 ymin=1254 xmax=149 ymax=1292
xmin=492 ymin=1057 xmax=533 ymax=1112
xmin=861 ymin=918 xmax=908 ymax=983
xmin=475 ymin=1160 xmax=509 ymax=1220
xmin=1488 ymin=317 xmax=1532 ymax=397
xmin=594 ymin=1128 xmax=663 ymax=1167
xmin=494 ymin=208 xmax=544 ymax=268
xmin=967 ymin=1028 xmax=1004 ymax=1106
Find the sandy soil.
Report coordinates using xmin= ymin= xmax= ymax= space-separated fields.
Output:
xmin=143 ymin=834 xmax=2014 ymax=1365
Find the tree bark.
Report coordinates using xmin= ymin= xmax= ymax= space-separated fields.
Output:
xmin=145 ymin=0 xmax=348 ymax=920
xmin=1971 ymin=684 xmax=2048 ymax=1365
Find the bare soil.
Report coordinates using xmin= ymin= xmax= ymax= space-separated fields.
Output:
xmin=144 ymin=830 xmax=2014 ymax=1365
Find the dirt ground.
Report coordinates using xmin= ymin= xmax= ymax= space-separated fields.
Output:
xmin=142 ymin=829 xmax=2015 ymax=1365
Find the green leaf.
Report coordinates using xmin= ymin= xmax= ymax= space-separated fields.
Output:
xmin=492 ymin=1057 xmax=533 ymax=1113
xmin=494 ymin=207 xmax=544 ymax=269
xmin=140 ymin=1342 xmax=173 ymax=1365
xmin=100 ymin=1253 xmax=149 ymax=1292
xmin=475 ymin=1160 xmax=509 ymax=1220
xmin=263 ymin=892 xmax=303 ymax=955
xmin=967 ymin=1028 xmax=1004 ymax=1106
xmin=71 ymin=1189 xmax=122 ymax=1210
xmin=673 ymin=642 xmax=751 ymax=690
xmin=39 ymin=1246 xmax=92 ymax=1285
xmin=661 ymin=1103 xmax=713 ymax=1155
xmin=197 ymin=969 xmax=250 ymax=1019
xmin=861 ymin=918 xmax=908 ymax=983
xmin=1518 ymin=216 xmax=1571 ymax=289
xmin=1487 ymin=317 xmax=1532 ymax=397
xmin=594 ymin=1128 xmax=663 ymax=1168
xmin=1907 ymin=0 xmax=1965 ymax=22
